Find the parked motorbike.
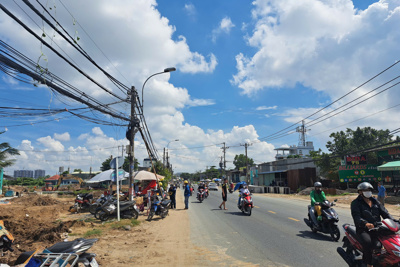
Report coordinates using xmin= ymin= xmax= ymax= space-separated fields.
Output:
xmin=337 ymin=218 xmax=400 ymax=266
xmin=89 ymin=194 xmax=112 ymax=215
xmin=69 ymin=193 xmax=94 ymax=213
xmin=97 ymin=200 xmax=139 ymax=221
xmin=147 ymin=194 xmax=171 ymax=221
xmin=304 ymin=199 xmax=340 ymax=241
xmin=197 ymin=189 xmax=205 ymax=203
xmin=238 ymin=191 xmax=253 ymax=216
xmin=15 ymin=238 xmax=99 ymax=266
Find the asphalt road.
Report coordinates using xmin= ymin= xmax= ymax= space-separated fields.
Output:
xmin=182 ymin=187 xmax=354 ymax=267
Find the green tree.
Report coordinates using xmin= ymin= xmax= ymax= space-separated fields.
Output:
xmin=150 ymin=161 xmax=172 ymax=187
xmin=204 ymin=166 xmax=221 ymax=179
xmin=311 ymin=127 xmax=399 ymax=181
xmin=233 ymin=154 xmax=254 ymax=170
xmin=0 ymin=131 xmax=20 ymax=168
xmin=101 ymin=156 xmax=139 ymax=172
xmin=73 ymin=168 xmax=83 ymax=173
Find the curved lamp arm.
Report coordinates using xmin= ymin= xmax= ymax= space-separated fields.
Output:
xmin=141 ymin=67 xmax=176 ymax=108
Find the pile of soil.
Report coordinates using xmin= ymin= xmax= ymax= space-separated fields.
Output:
xmin=0 ymin=194 xmax=78 ymax=265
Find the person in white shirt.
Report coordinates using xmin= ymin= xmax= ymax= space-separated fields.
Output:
xmin=238 ymin=185 xmax=250 ymax=207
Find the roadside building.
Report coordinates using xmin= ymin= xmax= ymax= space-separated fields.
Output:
xmin=34 ymin=169 xmax=45 ymax=179
xmin=14 ymin=170 xmax=34 ymax=178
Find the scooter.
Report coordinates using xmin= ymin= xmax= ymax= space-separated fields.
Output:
xmin=89 ymin=194 xmax=112 ymax=215
xmin=304 ymin=200 xmax=340 ymax=241
xmin=97 ymin=200 xmax=139 ymax=221
xmin=69 ymin=193 xmax=94 ymax=213
xmin=337 ymin=218 xmax=400 ymax=266
xmin=204 ymin=187 xmax=209 ymax=198
xmin=238 ymin=191 xmax=253 ymax=216
xmin=197 ymin=189 xmax=205 ymax=203
xmin=147 ymin=194 xmax=171 ymax=221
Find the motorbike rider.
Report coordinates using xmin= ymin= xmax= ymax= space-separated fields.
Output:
xmin=351 ymin=182 xmax=393 ymax=267
xmin=198 ymin=182 xmax=205 ymax=191
xmin=309 ymin=182 xmax=326 ymax=226
xmin=238 ymin=184 xmax=250 ymax=207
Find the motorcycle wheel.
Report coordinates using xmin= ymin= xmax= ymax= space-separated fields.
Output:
xmin=99 ymin=211 xmax=109 ymax=222
xmin=199 ymin=197 xmax=203 ymax=203
xmin=330 ymin=225 xmax=340 ymax=242
xmin=89 ymin=204 xmax=99 ymax=215
xmin=161 ymin=210 xmax=168 ymax=219
xmin=308 ymin=214 xmax=318 ymax=233
xmin=129 ymin=209 xmax=139 ymax=220
xmin=245 ymin=205 xmax=252 ymax=216
xmin=147 ymin=210 xmax=155 ymax=221
xmin=94 ymin=208 xmax=103 ymax=219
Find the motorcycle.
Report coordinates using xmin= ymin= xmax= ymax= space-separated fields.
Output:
xmin=304 ymin=199 xmax=340 ymax=241
xmin=69 ymin=193 xmax=94 ymax=213
xmin=337 ymin=218 xmax=400 ymax=266
xmin=15 ymin=238 xmax=99 ymax=266
xmin=97 ymin=200 xmax=139 ymax=221
xmin=197 ymin=189 xmax=205 ymax=203
xmin=204 ymin=187 xmax=209 ymax=198
xmin=89 ymin=194 xmax=112 ymax=215
xmin=147 ymin=194 xmax=171 ymax=221
xmin=238 ymin=191 xmax=253 ymax=216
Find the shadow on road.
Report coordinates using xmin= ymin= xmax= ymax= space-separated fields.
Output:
xmin=297 ymin=230 xmax=334 ymax=242
xmin=223 ymin=211 xmax=248 ymax=216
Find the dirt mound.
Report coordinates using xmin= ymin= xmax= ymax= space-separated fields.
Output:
xmin=11 ymin=194 xmax=60 ymax=206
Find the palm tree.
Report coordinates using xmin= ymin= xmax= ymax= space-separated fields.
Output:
xmin=0 ymin=131 xmax=20 ymax=168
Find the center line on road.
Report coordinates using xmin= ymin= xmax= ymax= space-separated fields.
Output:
xmin=288 ymin=217 xmax=300 ymax=222
xmin=254 ymin=206 xmax=260 ymax=208
xmin=268 ymin=211 xmax=276 ymax=214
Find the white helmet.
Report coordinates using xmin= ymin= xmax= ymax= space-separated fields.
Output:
xmin=314 ymin=182 xmax=322 ymax=187
xmin=357 ymin=182 xmax=373 ymax=191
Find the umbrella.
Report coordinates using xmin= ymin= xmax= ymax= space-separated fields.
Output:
xmin=86 ymin=169 xmax=128 ymax=183
xmin=133 ymin=170 xmax=164 ymax=181
xmin=205 ymin=179 xmax=211 ymax=182
xmin=234 ymin=181 xmax=247 ymax=191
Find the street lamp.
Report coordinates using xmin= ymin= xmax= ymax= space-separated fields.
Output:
xmin=127 ymin=67 xmax=176 ymax=201
xmin=141 ymin=67 xmax=176 ymax=109
xmin=165 ymin=139 xmax=179 ymax=168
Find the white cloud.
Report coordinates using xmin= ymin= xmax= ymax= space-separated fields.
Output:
xmin=212 ymin=16 xmax=235 ymax=42
xmin=184 ymin=3 xmax=196 ymax=16
xmin=256 ymin=105 xmax=277 ymax=111
xmin=37 ymin=136 xmax=65 ymax=151
xmin=54 ymin=132 xmax=70 ymax=142
xmin=232 ymin=0 xmax=400 ymax=97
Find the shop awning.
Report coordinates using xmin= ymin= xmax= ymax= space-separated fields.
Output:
xmin=377 ymin=161 xmax=400 ymax=172
xmin=259 ymin=170 xmax=287 ymax=175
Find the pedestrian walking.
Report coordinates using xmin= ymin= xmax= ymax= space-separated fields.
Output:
xmin=168 ymin=183 xmax=177 ymax=209
xmin=377 ymin=181 xmax=387 ymax=206
xmin=184 ymin=180 xmax=190 ymax=209
xmin=219 ymin=178 xmax=228 ymax=210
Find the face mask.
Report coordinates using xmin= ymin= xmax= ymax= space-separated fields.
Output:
xmin=315 ymin=188 xmax=321 ymax=193
xmin=362 ymin=191 xmax=372 ymax=198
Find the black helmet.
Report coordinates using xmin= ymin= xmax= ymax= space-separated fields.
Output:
xmin=357 ymin=182 xmax=373 ymax=191
xmin=314 ymin=182 xmax=322 ymax=187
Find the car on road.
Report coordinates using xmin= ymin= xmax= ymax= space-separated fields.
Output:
xmin=208 ymin=182 xmax=218 ymax=191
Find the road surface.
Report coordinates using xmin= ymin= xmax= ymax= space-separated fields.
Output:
xmin=183 ymin=187 xmax=352 ymax=266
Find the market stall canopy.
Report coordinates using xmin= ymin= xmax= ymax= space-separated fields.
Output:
xmin=86 ymin=169 xmax=128 ymax=183
xmin=377 ymin=161 xmax=400 ymax=172
xmin=133 ymin=170 xmax=164 ymax=181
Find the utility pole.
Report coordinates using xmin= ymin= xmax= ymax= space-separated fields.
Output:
xmin=127 ymin=86 xmax=138 ymax=201
xmin=163 ymin=148 xmax=166 ymax=167
xmin=241 ymin=143 xmax=252 ymax=184
xmin=221 ymin=142 xmax=229 ymax=181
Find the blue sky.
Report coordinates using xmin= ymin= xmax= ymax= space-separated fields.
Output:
xmin=1 ymin=0 xmax=400 ymax=176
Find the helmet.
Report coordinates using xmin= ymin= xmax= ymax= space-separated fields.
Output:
xmin=159 ymin=182 xmax=163 ymax=186
xmin=184 ymin=180 xmax=188 ymax=184
xmin=357 ymin=182 xmax=373 ymax=191
xmin=314 ymin=182 xmax=322 ymax=187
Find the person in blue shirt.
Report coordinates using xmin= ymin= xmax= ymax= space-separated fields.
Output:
xmin=377 ymin=181 xmax=387 ymax=206
xmin=184 ymin=180 xmax=190 ymax=209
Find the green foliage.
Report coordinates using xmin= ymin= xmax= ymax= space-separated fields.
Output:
xmin=100 ymin=156 xmax=139 ymax=172
xmin=150 ymin=161 xmax=172 ymax=187
xmin=0 ymin=131 xmax=20 ymax=168
xmin=287 ymin=154 xmax=301 ymax=158
xmin=310 ymin=127 xmax=399 ymax=181
xmin=109 ymin=219 xmax=140 ymax=230
xmin=233 ymin=154 xmax=254 ymax=170
xmin=73 ymin=169 xmax=83 ymax=173
xmin=204 ymin=166 xmax=221 ymax=179
xmin=4 ymin=177 xmax=45 ymax=186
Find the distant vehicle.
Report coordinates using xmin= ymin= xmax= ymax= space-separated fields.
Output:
xmin=208 ymin=183 xmax=218 ymax=191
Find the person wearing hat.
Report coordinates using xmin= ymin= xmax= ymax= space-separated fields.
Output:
xmin=184 ymin=180 xmax=190 ymax=209
xmin=351 ymin=182 xmax=393 ymax=267
xmin=168 ymin=183 xmax=177 ymax=209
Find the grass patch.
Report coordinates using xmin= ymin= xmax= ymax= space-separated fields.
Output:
xmin=83 ymin=229 xmax=102 ymax=238
xmin=109 ymin=219 xmax=141 ymax=230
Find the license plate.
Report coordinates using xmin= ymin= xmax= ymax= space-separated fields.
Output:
xmin=90 ymin=257 xmax=99 ymax=267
